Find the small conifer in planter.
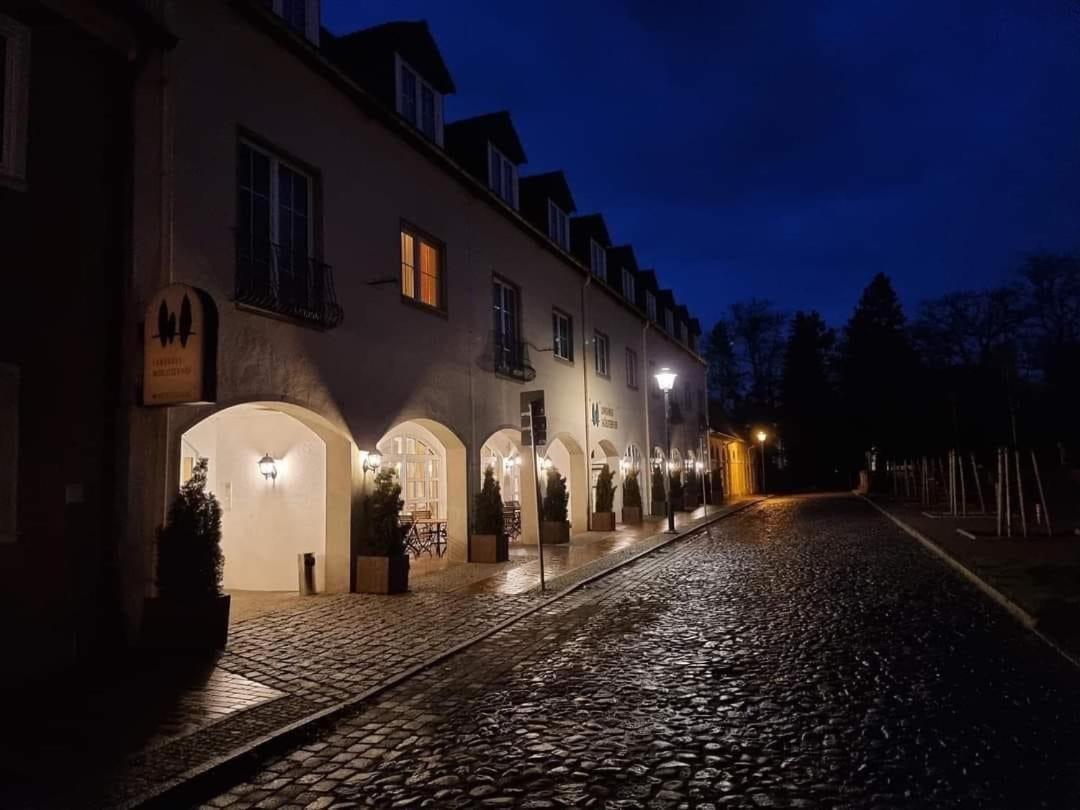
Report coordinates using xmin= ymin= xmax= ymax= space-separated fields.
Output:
xmin=142 ymin=458 xmax=230 ymax=652
xmin=591 ymin=463 xmax=617 ymax=532
xmin=621 ymin=469 xmax=643 ymax=525
xmin=356 ymin=468 xmax=409 ymax=593
xmin=472 ymin=465 xmax=508 ymax=562
xmin=670 ymin=469 xmax=685 ymax=510
xmin=651 ymin=466 xmax=667 ymax=516
xmin=541 ymin=465 xmax=570 ymax=544
xmin=684 ymin=465 xmax=700 ymax=509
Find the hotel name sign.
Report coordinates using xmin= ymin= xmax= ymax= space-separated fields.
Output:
xmin=142 ymin=284 xmax=218 ymax=407
xmin=590 ymin=400 xmax=618 ymax=431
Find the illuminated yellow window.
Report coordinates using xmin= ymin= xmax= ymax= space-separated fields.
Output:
xmin=400 ymin=225 xmax=444 ymax=311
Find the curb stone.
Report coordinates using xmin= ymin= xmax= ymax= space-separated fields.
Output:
xmin=122 ymin=497 xmax=768 ymax=809
xmin=858 ymin=494 xmax=1080 ymax=672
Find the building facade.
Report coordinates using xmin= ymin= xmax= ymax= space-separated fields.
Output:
xmin=3 ymin=0 xmax=714 ymax=678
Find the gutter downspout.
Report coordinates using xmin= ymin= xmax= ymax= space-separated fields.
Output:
xmin=581 ymin=274 xmax=592 ymax=531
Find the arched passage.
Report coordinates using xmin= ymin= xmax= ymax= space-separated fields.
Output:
xmin=590 ymin=438 xmax=621 ymax=518
xmin=544 ymin=432 xmax=587 ymax=532
xmin=479 ymin=427 xmax=538 ymax=552
xmin=179 ymin=402 xmax=349 ymax=593
xmin=650 ymin=446 xmax=666 ymax=514
xmin=378 ymin=418 xmax=468 ymax=562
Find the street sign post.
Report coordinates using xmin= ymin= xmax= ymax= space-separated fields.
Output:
xmin=521 ymin=391 xmax=546 ymax=591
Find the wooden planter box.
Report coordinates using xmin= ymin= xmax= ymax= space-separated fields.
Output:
xmin=541 ymin=520 xmax=570 ymax=544
xmin=355 ymin=554 xmax=409 ymax=594
xmin=621 ymin=506 xmax=642 ymax=525
xmin=651 ymin=500 xmax=667 ymax=517
xmin=471 ymin=533 xmax=508 ymax=563
xmin=591 ymin=511 xmax=616 ymax=532
xmin=140 ymin=594 xmax=231 ymax=653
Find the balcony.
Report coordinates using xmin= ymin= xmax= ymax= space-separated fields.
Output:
xmin=492 ymin=332 xmax=536 ymax=382
xmin=235 ymin=240 xmax=344 ymax=330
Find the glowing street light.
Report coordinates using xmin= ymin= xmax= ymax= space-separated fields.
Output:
xmin=756 ymin=430 xmax=767 ymax=493
xmin=654 ymin=367 xmax=678 ymax=532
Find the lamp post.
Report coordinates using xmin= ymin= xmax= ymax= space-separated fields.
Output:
xmin=655 ymin=368 xmax=678 ymax=532
xmin=756 ymin=430 xmax=767 ymax=494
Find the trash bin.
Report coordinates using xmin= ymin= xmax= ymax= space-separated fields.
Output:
xmin=298 ymin=552 xmax=316 ymax=595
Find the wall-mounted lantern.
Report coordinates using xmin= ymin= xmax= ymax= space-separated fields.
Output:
xmin=504 ymin=454 xmax=522 ymax=473
xmin=258 ymin=454 xmax=278 ymax=481
xmin=363 ymin=451 xmax=382 ymax=474
xmin=541 ymin=456 xmax=553 ymax=472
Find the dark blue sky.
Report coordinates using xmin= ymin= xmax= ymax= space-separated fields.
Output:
xmin=324 ymin=1 xmax=1080 ymax=328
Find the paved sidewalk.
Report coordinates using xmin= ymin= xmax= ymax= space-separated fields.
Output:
xmin=0 ymin=498 xmax=760 ymax=809
xmin=866 ymin=495 xmax=1080 ymax=659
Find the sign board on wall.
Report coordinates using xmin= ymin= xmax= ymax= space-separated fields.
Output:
xmin=142 ymin=284 xmax=218 ymax=406
xmin=590 ymin=400 xmax=618 ymax=430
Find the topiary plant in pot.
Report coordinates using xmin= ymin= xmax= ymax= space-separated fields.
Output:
xmin=591 ymin=463 xmax=617 ymax=532
xmin=141 ymin=458 xmax=230 ymax=652
xmin=472 ymin=465 xmax=508 ymax=563
xmin=684 ymin=465 xmax=700 ymax=509
xmin=622 ymin=469 xmax=643 ymax=525
xmin=651 ymin=466 xmax=667 ymax=516
xmin=670 ymin=469 xmax=685 ymax=510
xmin=356 ymin=468 xmax=409 ymax=594
xmin=541 ymin=465 xmax=570 ymax=544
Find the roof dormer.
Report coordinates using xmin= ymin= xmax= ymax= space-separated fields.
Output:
xmin=520 ymin=171 xmax=576 ymax=251
xmin=324 ymin=21 xmax=456 ymax=145
xmin=570 ymin=214 xmax=611 ymax=282
xmin=445 ymin=112 xmax=527 ymax=209
xmin=262 ymin=0 xmax=321 ymax=45
xmin=608 ymin=246 xmax=639 ymax=305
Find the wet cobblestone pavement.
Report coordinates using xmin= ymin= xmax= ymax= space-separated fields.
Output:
xmin=202 ymin=495 xmax=1080 ymax=809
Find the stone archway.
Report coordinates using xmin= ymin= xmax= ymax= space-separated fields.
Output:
xmin=479 ymin=427 xmax=539 ymax=549
xmin=543 ymin=432 xmax=587 ymax=532
xmin=590 ymin=438 xmax=621 ymax=518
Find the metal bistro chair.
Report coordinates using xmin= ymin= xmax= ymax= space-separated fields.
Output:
xmin=411 ymin=509 xmax=434 ymax=557
xmin=503 ymin=501 xmax=522 ymax=541
xmin=398 ymin=512 xmax=421 ymax=557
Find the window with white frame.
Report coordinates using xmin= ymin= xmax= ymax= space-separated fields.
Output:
xmin=237 ymin=139 xmax=315 ymax=307
xmin=547 ymin=200 xmax=569 ymax=250
xmin=645 ymin=291 xmax=657 ymax=322
xmin=664 ymin=308 xmax=674 ymax=334
xmin=621 ymin=268 xmax=635 ymax=302
xmin=262 ymin=0 xmax=320 ymax=44
xmin=0 ymin=15 xmax=30 ymax=186
xmin=0 ymin=363 xmax=16 ymax=543
xmin=589 ymin=239 xmax=607 ymax=281
xmin=487 ymin=142 xmax=518 ymax=208
xmin=395 ymin=54 xmax=443 ymax=144
xmin=552 ymin=308 xmax=573 ymax=362
xmin=594 ymin=331 xmax=610 ymax=377
xmin=400 ymin=224 xmax=445 ymax=311
xmin=625 ymin=347 xmax=638 ymax=389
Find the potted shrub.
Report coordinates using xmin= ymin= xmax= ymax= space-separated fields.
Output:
xmin=472 ymin=465 xmax=508 ymax=563
xmin=356 ymin=468 xmax=409 ymax=594
xmin=591 ymin=463 xmax=617 ymax=532
xmin=651 ymin=466 xmax=667 ymax=516
xmin=670 ymin=469 xmax=685 ymax=511
xmin=684 ymin=466 xmax=700 ymax=510
xmin=622 ymin=469 xmax=643 ymax=525
xmin=541 ymin=465 xmax=571 ymax=544
xmin=141 ymin=458 xmax=230 ymax=652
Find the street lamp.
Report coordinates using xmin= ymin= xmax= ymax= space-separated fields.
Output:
xmin=756 ymin=430 xmax=767 ymax=494
xmin=655 ymin=368 xmax=678 ymax=532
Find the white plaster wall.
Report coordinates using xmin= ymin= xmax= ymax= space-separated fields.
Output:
xmin=183 ymin=408 xmax=327 ymax=592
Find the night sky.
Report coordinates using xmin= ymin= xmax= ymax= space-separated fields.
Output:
xmin=323 ymin=1 xmax=1080 ymax=328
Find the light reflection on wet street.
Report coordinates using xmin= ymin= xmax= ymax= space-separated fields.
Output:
xmin=205 ymin=495 xmax=1080 ymax=809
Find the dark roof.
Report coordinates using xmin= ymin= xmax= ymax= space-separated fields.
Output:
xmin=657 ymin=288 xmax=676 ymax=309
xmin=519 ymin=171 xmax=576 ymax=213
xmin=637 ymin=269 xmax=659 ymax=292
xmin=326 ymin=21 xmax=456 ymax=96
xmin=608 ymin=245 xmax=639 ymax=273
xmin=570 ymin=214 xmax=611 ymax=246
xmin=675 ymin=304 xmax=690 ymax=323
xmin=689 ymin=317 xmax=702 ymax=335
xmin=445 ymin=111 xmax=527 ymax=164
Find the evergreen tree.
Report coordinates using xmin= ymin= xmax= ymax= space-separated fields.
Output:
xmin=780 ymin=311 xmax=838 ymax=488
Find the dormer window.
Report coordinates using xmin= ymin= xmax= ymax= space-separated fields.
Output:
xmin=264 ymin=0 xmax=320 ymax=45
xmin=621 ymin=268 xmax=635 ymax=302
xmin=589 ymin=239 xmax=607 ymax=281
xmin=547 ymin=200 xmax=569 ymax=250
xmin=396 ymin=54 xmax=444 ymax=144
xmin=664 ymin=309 xmax=674 ymax=334
xmin=645 ymin=291 xmax=657 ymax=322
xmin=487 ymin=143 xmax=518 ymax=208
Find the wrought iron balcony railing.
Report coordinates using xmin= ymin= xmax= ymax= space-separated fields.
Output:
xmin=235 ymin=239 xmax=345 ymax=330
xmin=492 ymin=331 xmax=536 ymax=382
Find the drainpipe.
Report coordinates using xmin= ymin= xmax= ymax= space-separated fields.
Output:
xmin=641 ymin=320 xmax=651 ymax=508
xmin=580 ymin=274 xmax=592 ymax=530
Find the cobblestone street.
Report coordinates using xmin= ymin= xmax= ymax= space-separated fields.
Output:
xmin=203 ymin=495 xmax=1080 ymax=809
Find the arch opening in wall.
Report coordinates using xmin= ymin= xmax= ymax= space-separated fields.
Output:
xmin=179 ymin=403 xmax=329 ymax=595
xmin=543 ymin=433 xmax=586 ymax=532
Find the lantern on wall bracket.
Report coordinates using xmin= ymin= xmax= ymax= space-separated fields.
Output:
xmin=541 ymin=456 xmax=554 ymax=472
xmin=362 ymin=451 xmax=382 ymax=474
xmin=258 ymin=454 xmax=278 ymax=481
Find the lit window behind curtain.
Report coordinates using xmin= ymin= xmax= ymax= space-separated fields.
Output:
xmin=400 ymin=231 xmax=416 ymax=298
xmin=419 ymin=241 xmax=440 ymax=306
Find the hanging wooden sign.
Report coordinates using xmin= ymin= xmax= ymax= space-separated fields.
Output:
xmin=142 ymin=284 xmax=218 ymax=406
